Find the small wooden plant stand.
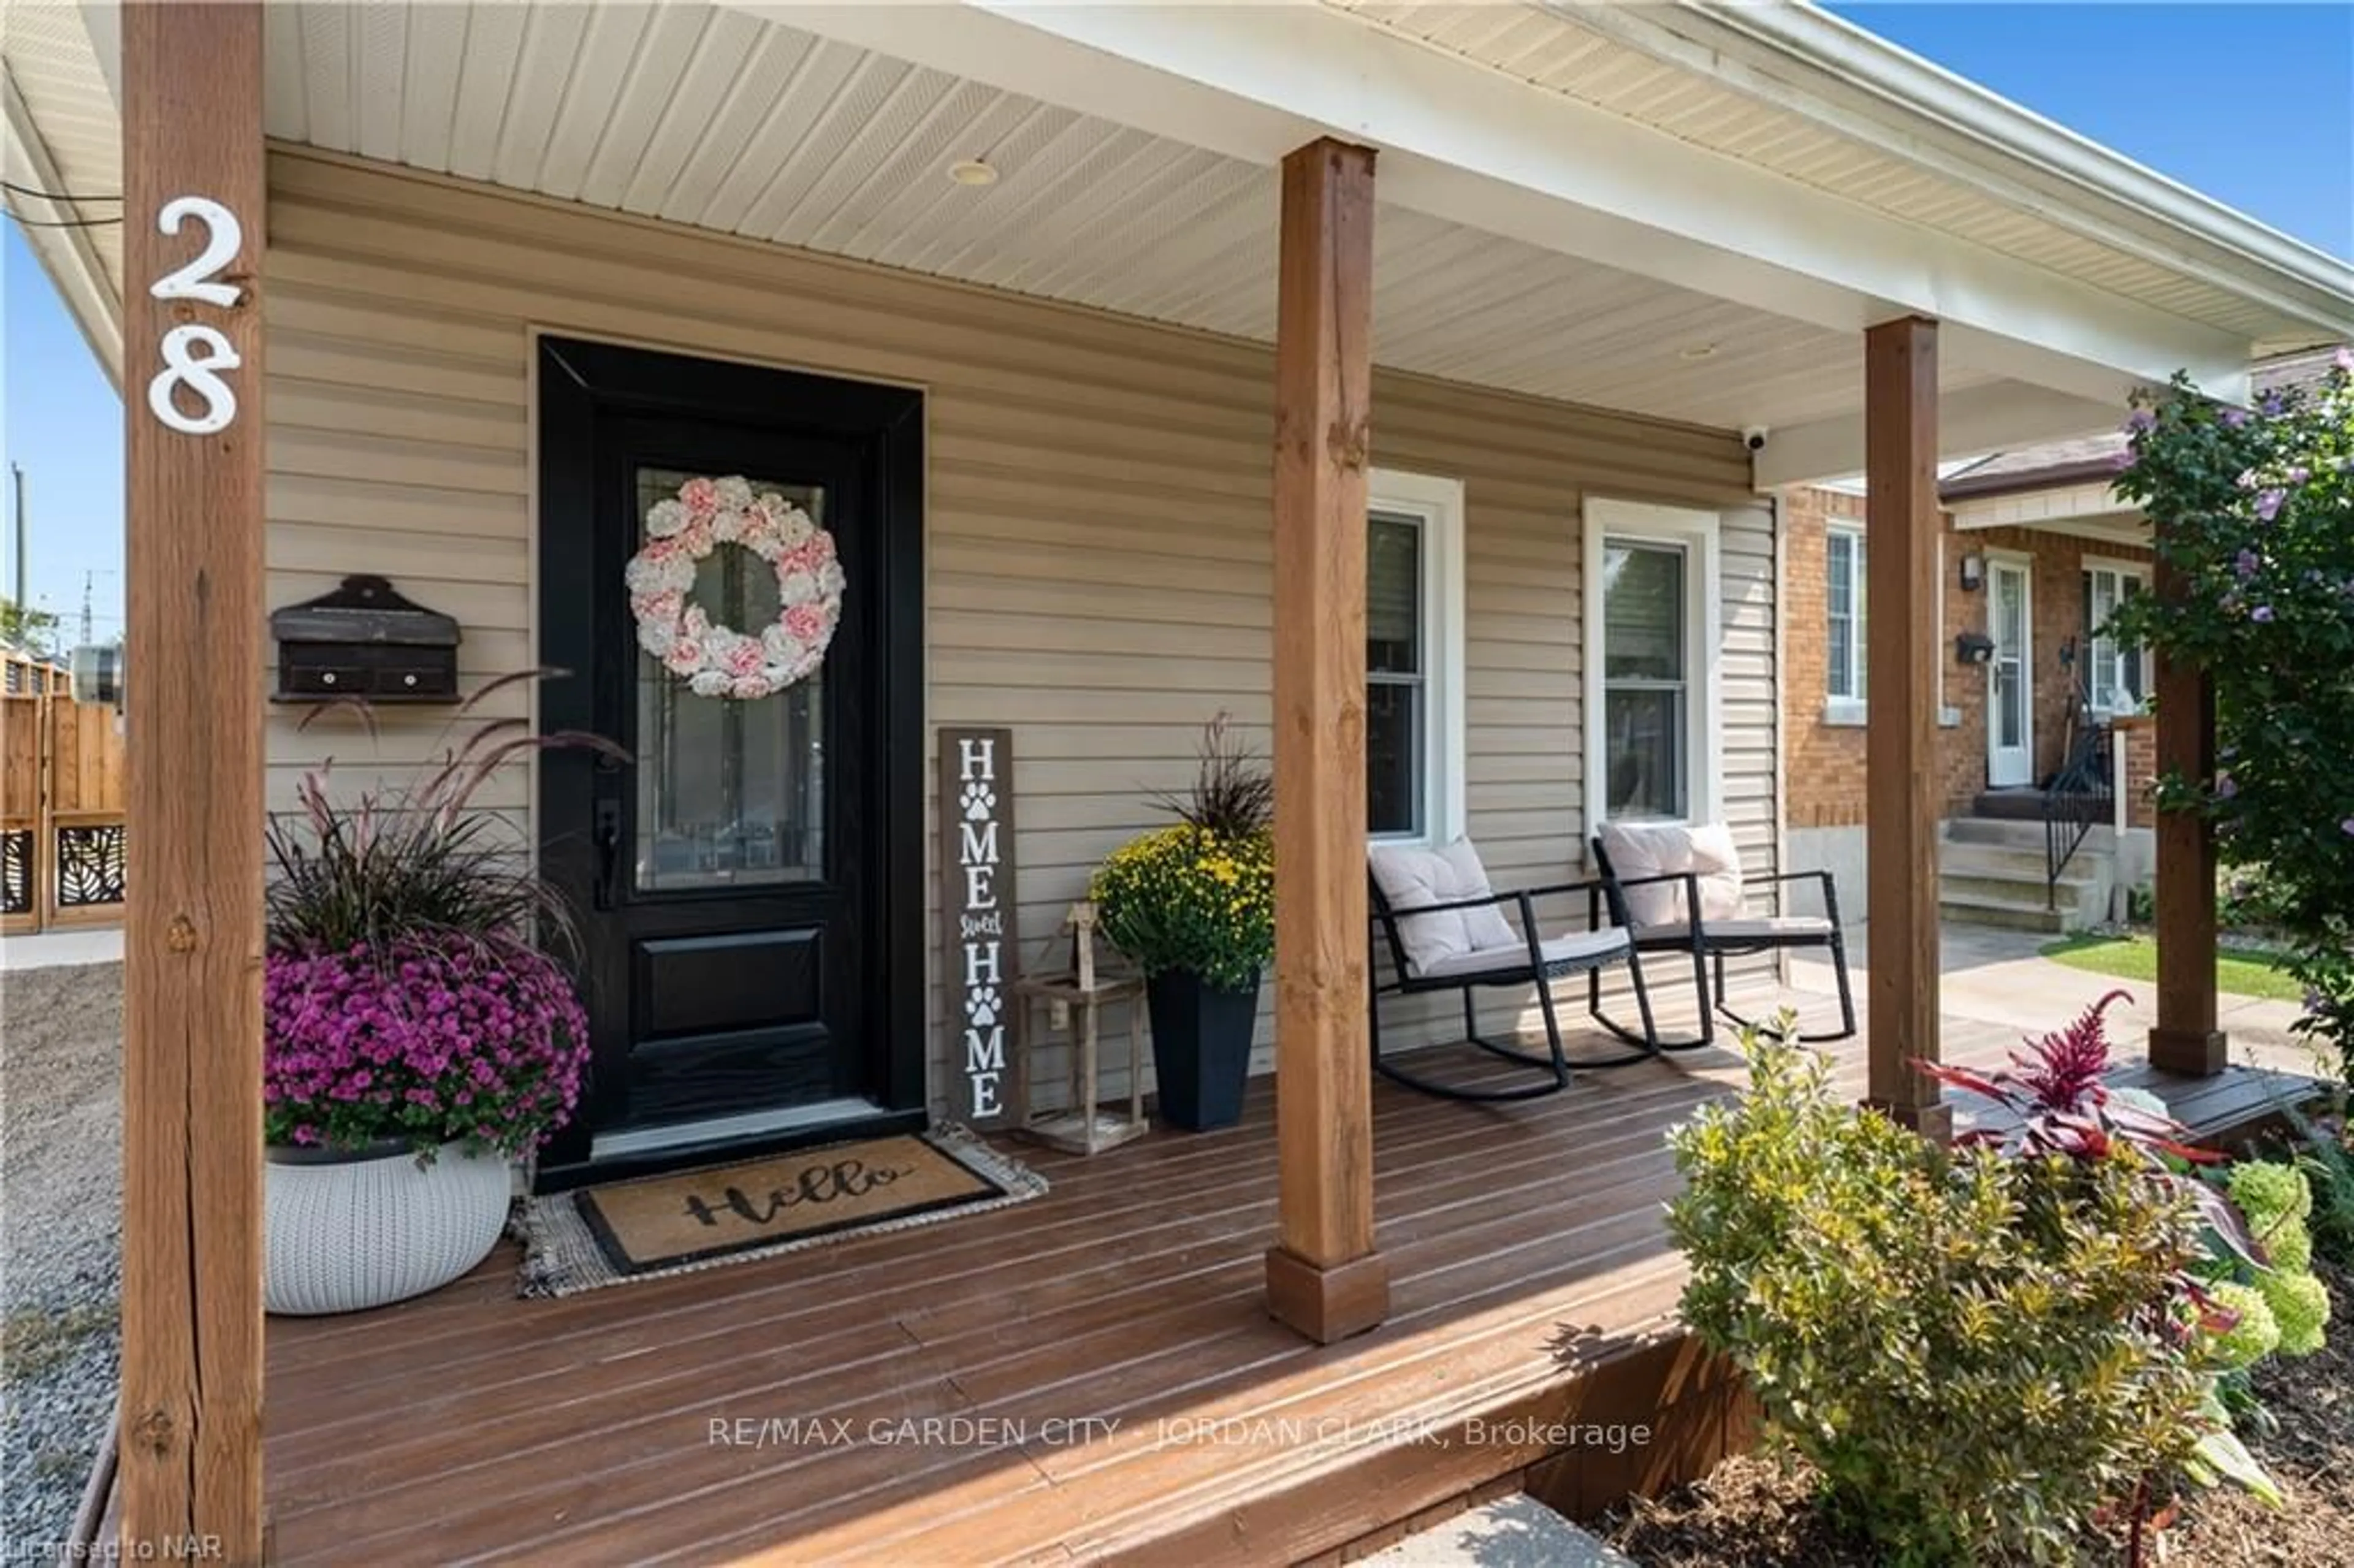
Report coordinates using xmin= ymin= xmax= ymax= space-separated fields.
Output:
xmin=1011 ymin=901 xmax=1151 ymax=1155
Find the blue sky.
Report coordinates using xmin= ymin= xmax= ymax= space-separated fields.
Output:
xmin=5 ymin=4 xmax=2350 ymax=642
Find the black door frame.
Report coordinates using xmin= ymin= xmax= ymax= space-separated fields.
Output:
xmin=535 ymin=335 xmax=927 ymax=1188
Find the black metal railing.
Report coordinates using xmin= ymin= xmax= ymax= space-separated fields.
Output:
xmin=2043 ymin=724 xmax=2113 ymax=908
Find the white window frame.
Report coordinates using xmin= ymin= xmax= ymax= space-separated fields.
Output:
xmin=1366 ymin=468 xmax=1466 ymax=848
xmin=2082 ymin=557 xmax=2153 ymax=716
xmin=1824 ymin=522 xmax=1867 ymax=723
xmin=1583 ymin=497 xmax=1723 ymax=831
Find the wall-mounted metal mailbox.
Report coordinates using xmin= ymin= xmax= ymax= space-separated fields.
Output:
xmin=1956 ymin=631 xmax=1997 ymax=666
xmin=272 ymin=575 xmax=461 ymax=702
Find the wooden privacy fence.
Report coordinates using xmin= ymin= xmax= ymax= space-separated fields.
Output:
xmin=2 ymin=682 xmax=128 ymax=932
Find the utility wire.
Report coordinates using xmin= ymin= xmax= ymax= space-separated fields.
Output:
xmin=0 ymin=178 xmax=121 ymax=204
xmin=2 ymin=206 xmax=123 ymax=228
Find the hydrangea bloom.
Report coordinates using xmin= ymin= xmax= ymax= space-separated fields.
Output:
xmin=2205 ymin=1280 xmax=2281 ymax=1369
xmin=2226 ymin=1160 xmax=2313 ymax=1230
xmin=2264 ymin=1214 xmax=2314 ymax=1274
xmin=2260 ymin=1268 xmax=2332 ymax=1357
xmin=265 ymin=932 xmax=589 ymax=1158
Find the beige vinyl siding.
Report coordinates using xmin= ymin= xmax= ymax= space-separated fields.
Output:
xmin=262 ymin=148 xmax=1775 ymax=1106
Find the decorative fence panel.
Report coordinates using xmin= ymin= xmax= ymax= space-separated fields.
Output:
xmin=0 ymin=688 xmax=127 ymax=933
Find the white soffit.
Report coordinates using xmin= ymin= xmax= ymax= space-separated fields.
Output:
xmin=2 ymin=2 xmax=123 ymax=380
xmin=1336 ymin=0 xmax=2347 ymax=349
xmin=257 ymin=0 xmax=2011 ymax=432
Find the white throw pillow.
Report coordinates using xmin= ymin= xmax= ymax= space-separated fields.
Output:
xmin=1595 ymin=820 xmax=1745 ymax=929
xmin=1368 ymin=840 xmax=1519 ymax=975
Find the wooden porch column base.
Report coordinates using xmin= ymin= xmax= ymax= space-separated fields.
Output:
xmin=1864 ymin=1097 xmax=1954 ymax=1144
xmin=2149 ymin=1027 xmax=2228 ymax=1076
xmin=1265 ymin=1244 xmax=1390 ymax=1344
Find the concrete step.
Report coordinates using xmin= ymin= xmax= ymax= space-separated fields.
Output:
xmin=1943 ymin=816 xmax=2120 ymax=854
xmin=1937 ymin=840 xmax=2100 ymax=882
xmin=1940 ymin=870 xmax=2095 ymax=906
xmin=1939 ymin=889 xmax=2073 ymax=934
xmin=1360 ymin=1494 xmax=1636 ymax=1567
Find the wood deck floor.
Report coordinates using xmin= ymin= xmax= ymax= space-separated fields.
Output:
xmin=256 ymin=1002 xmax=2322 ymax=1567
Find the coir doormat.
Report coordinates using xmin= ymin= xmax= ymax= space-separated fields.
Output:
xmin=510 ymin=1125 xmax=1046 ymax=1298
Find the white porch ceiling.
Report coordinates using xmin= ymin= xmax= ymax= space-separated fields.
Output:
xmin=255 ymin=0 xmax=1997 ymax=436
xmin=2 ymin=2 xmax=124 ymax=376
xmin=1335 ymin=1 xmax=2310 ymax=348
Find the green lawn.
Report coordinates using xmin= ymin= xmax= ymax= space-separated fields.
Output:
xmin=2038 ymin=934 xmax=2307 ymax=1003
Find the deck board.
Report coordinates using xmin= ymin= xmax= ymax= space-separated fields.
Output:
xmin=259 ymin=997 xmax=2325 ymax=1567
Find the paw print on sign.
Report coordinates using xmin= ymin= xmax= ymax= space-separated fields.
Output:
xmin=960 ymin=780 xmax=996 ymax=821
xmin=967 ymin=986 xmax=1002 ymax=1029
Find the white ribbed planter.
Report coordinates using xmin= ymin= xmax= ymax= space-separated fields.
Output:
xmin=264 ymin=1139 xmax=510 ymax=1315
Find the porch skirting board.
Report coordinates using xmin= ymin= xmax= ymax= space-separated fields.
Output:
xmin=507 ymin=1124 xmax=1046 ymax=1299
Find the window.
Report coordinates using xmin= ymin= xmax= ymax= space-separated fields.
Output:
xmin=1365 ymin=471 xmax=1465 ymax=844
xmin=2082 ymin=561 xmax=2151 ymax=714
xmin=1826 ymin=525 xmax=1867 ymax=702
xmin=1584 ymin=499 xmax=1721 ymax=827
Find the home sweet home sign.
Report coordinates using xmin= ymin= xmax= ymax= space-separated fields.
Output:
xmin=940 ymin=728 xmax=1019 ymax=1129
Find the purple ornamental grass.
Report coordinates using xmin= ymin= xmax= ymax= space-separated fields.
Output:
xmin=265 ymin=931 xmax=588 ymax=1157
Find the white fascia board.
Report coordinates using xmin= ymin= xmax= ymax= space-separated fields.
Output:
xmin=755 ymin=1 xmax=2252 ymax=403
xmin=1 ymin=69 xmax=122 ymax=389
xmin=1753 ymin=381 xmax=2121 ymax=490
xmin=1630 ymin=1 xmax=2354 ymax=340
xmin=77 ymin=1 xmax=122 ymax=111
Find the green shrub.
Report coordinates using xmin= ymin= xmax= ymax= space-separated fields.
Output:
xmin=1670 ymin=1030 xmax=2217 ymax=1566
xmin=2279 ymin=1105 xmax=2354 ymax=1266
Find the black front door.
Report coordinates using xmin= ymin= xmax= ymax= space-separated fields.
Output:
xmin=536 ymin=338 xmax=924 ymax=1187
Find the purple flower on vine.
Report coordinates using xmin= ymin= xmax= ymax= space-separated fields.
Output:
xmin=2235 ymin=549 xmax=2260 ymax=579
xmin=2256 ymin=489 xmax=2287 ymax=522
xmin=2252 ymin=605 xmax=2275 ymax=623
xmin=2342 ymin=818 xmax=2354 ymax=837
xmin=2336 ymin=346 xmax=2353 ymax=374
xmin=2215 ymin=772 xmax=2238 ymax=799
xmin=2124 ymin=408 xmax=2156 ymax=435
xmin=2261 ymin=390 xmax=2287 ymax=417
xmin=2287 ymin=464 xmax=2311 ymax=484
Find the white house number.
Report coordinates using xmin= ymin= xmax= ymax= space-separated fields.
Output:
xmin=145 ymin=196 xmax=246 ymax=437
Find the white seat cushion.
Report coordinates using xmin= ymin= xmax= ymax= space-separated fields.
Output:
xmin=1596 ymin=820 xmax=1744 ymax=929
xmin=1368 ymin=839 xmax=1518 ymax=976
xmin=1414 ymin=926 xmax=1630 ymax=981
xmin=1635 ymin=915 xmax=1832 ymax=944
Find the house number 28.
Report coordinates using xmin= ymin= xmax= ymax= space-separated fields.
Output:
xmin=145 ymin=196 xmax=245 ymax=436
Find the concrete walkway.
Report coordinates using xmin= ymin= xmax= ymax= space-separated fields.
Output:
xmin=1791 ymin=923 xmax=2326 ymax=1080
xmin=0 ymin=926 xmax=123 ymax=972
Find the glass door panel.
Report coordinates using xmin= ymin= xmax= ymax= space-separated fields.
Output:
xmin=632 ymin=465 xmax=827 ymax=891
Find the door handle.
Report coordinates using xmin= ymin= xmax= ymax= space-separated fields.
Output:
xmin=593 ymin=799 xmax=623 ymax=910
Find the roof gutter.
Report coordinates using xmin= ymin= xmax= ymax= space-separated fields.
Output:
xmin=1560 ymin=1 xmax=2354 ymax=339
xmin=1940 ymin=459 xmax=2127 ymax=503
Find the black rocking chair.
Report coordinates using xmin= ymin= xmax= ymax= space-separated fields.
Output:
xmin=1368 ymin=868 xmax=1666 ymax=1102
xmin=1588 ymin=831 xmax=1858 ymax=1049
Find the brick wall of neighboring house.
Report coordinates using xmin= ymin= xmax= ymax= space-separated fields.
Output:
xmin=1781 ymin=494 xmax=2155 ymax=827
xmin=1781 ymin=485 xmax=1871 ymax=828
xmin=2118 ymin=716 xmax=2158 ymax=829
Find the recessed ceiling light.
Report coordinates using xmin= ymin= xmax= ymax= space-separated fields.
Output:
xmin=947 ymin=158 xmax=999 ymax=187
xmin=1678 ymin=342 xmax=1719 ymax=361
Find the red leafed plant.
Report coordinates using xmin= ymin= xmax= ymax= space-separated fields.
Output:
xmin=1922 ymin=989 xmax=2264 ymax=1271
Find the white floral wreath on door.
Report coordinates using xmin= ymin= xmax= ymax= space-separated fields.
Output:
xmin=624 ymin=475 xmax=845 ymax=699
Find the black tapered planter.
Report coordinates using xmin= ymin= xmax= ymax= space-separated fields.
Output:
xmin=1145 ymin=969 xmax=1261 ymax=1132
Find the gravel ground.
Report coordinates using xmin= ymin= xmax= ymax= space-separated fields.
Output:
xmin=2 ymin=961 xmax=123 ymax=1551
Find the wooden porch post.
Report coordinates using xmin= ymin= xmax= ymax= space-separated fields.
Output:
xmin=1861 ymin=317 xmax=1952 ymax=1141
xmin=2147 ymin=549 xmax=2226 ymax=1074
xmin=121 ymin=3 xmax=267 ymax=1559
xmin=1264 ymin=137 xmax=1390 ymax=1344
